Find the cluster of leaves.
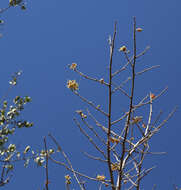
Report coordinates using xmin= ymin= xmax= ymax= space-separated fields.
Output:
xmin=0 ymin=96 xmax=33 ymax=146
xmin=0 ymin=71 xmax=34 ymax=186
xmin=0 ymin=0 xmax=26 ymax=27
xmin=33 ymin=148 xmax=55 ymax=167
xmin=0 ymin=3 xmax=57 ymax=188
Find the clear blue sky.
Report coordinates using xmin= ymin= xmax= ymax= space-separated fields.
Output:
xmin=0 ymin=0 xmax=181 ymax=189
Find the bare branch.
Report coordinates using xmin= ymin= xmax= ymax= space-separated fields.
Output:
xmin=49 ymin=156 xmax=104 ymax=182
xmin=134 ymin=86 xmax=168 ymax=109
xmin=136 ymin=46 xmax=150 ymax=58
xmin=112 ymin=46 xmax=150 ymax=78
xmin=113 ymin=65 xmax=160 ymax=95
xmin=73 ymin=68 xmax=109 ymax=86
xmin=112 ymin=82 xmax=130 ymax=98
xmin=48 ymin=134 xmax=84 ymax=190
xmin=144 ymin=93 xmax=153 ymax=136
xmin=73 ymin=118 xmax=107 ymax=159
xmin=107 ymin=22 xmax=117 ymax=190
xmin=81 ymin=117 xmax=107 ymax=146
xmin=117 ymin=17 xmax=137 ymax=190
xmin=82 ymin=152 xmax=107 ymax=163
xmin=136 ymin=65 xmax=160 ymax=76
xmin=73 ymin=91 xmax=108 ymax=117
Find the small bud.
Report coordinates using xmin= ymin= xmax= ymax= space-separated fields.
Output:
xmin=136 ymin=27 xmax=143 ymax=32
xmin=109 ymin=137 xmax=119 ymax=144
xmin=132 ymin=116 xmax=143 ymax=124
xmin=65 ymin=175 xmax=71 ymax=184
xmin=69 ymin=63 xmax=77 ymax=70
xmin=99 ymin=78 xmax=104 ymax=84
xmin=81 ymin=112 xmax=87 ymax=118
xmin=123 ymin=180 xmax=128 ymax=184
xmin=96 ymin=175 xmax=106 ymax=181
xmin=142 ymin=123 xmax=146 ymax=128
xmin=150 ymin=93 xmax=156 ymax=100
xmin=105 ymin=183 xmax=109 ymax=187
xmin=21 ymin=5 xmax=26 ymax=10
xmin=119 ymin=46 xmax=127 ymax=52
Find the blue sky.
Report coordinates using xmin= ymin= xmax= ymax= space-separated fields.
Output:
xmin=0 ymin=0 xmax=181 ymax=189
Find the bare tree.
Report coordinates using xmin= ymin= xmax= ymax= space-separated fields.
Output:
xmin=32 ymin=18 xmax=177 ymax=190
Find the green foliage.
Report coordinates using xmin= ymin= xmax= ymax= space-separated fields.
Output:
xmin=0 ymin=71 xmax=34 ymax=186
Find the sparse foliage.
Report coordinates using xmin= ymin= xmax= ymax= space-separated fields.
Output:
xmin=35 ymin=18 xmax=176 ymax=190
xmin=0 ymin=70 xmax=33 ymax=186
xmin=0 ymin=2 xmax=178 ymax=189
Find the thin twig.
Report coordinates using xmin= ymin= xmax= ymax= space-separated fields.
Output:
xmin=87 ymin=110 xmax=139 ymax=150
xmin=0 ymin=6 xmax=11 ymax=14
xmin=112 ymin=82 xmax=130 ymax=98
xmin=74 ymin=68 xmax=109 ymax=86
xmin=111 ymin=112 xmax=128 ymax=125
xmin=48 ymin=134 xmax=84 ymax=190
xmin=145 ymin=93 xmax=153 ymax=136
xmin=112 ymin=46 xmax=150 ymax=78
xmin=136 ymin=65 xmax=160 ymax=76
xmin=136 ymin=46 xmax=150 ymax=58
xmin=112 ymin=65 xmax=160 ymax=94
xmin=134 ymin=86 xmax=168 ymax=109
xmin=82 ymin=152 xmax=107 ymax=163
xmin=136 ymin=144 xmax=148 ymax=190
xmin=117 ymin=17 xmax=137 ymax=190
xmin=81 ymin=117 xmax=107 ymax=146
xmin=112 ymin=60 xmax=130 ymax=77
xmin=124 ymin=52 xmax=133 ymax=67
xmin=0 ymin=165 xmax=6 ymax=186
xmin=120 ymin=107 xmax=177 ymax=174
xmin=147 ymin=106 xmax=177 ymax=139
xmin=44 ymin=137 xmax=49 ymax=190
xmin=151 ymin=110 xmax=163 ymax=127
xmin=49 ymin=156 xmax=106 ymax=182
xmin=73 ymin=91 xmax=108 ymax=117
xmin=73 ymin=118 xmax=107 ymax=159
xmin=107 ymin=22 xmax=117 ymax=190
xmin=127 ymin=166 xmax=156 ymax=190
